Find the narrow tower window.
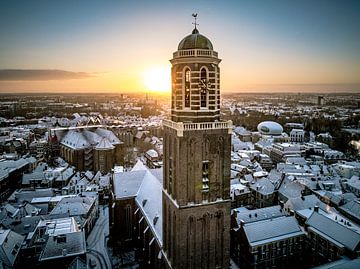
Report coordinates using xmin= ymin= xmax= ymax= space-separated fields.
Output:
xmin=200 ymin=68 xmax=207 ymax=107
xmin=185 ymin=69 xmax=191 ymax=107
xmin=202 ymin=160 xmax=209 ymax=191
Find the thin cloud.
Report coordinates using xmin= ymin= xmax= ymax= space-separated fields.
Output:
xmin=0 ymin=69 xmax=96 ymax=81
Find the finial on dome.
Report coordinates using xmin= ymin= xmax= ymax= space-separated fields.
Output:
xmin=192 ymin=13 xmax=199 ymax=31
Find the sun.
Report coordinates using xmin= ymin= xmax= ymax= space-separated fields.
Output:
xmin=143 ymin=66 xmax=171 ymax=93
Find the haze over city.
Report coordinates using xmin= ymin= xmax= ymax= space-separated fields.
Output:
xmin=0 ymin=0 xmax=359 ymax=93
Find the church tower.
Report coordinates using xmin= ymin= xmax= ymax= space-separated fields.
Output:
xmin=162 ymin=16 xmax=232 ymax=269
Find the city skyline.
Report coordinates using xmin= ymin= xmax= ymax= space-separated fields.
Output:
xmin=0 ymin=0 xmax=359 ymax=93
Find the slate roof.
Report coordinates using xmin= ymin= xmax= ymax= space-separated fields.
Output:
xmin=39 ymin=231 xmax=86 ymax=261
xmin=279 ymin=180 xmax=305 ymax=200
xmin=243 ymin=216 xmax=304 ymax=246
xmin=68 ymin=257 xmax=88 ymax=269
xmin=306 ymin=211 xmax=360 ymax=251
xmin=0 ymin=158 xmax=30 ymax=181
xmin=50 ymin=196 xmax=96 ymax=216
xmin=234 ymin=205 xmax=285 ymax=226
xmin=8 ymin=188 xmax=55 ymax=204
xmin=340 ymin=200 xmax=360 ymax=222
xmin=285 ymin=194 xmax=327 ymax=212
xmin=249 ymin=178 xmax=275 ymax=195
xmin=0 ymin=229 xmax=24 ymax=267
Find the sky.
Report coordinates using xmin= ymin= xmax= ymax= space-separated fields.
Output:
xmin=0 ymin=0 xmax=359 ymax=93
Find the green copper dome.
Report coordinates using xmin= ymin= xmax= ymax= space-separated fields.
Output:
xmin=178 ymin=28 xmax=213 ymax=50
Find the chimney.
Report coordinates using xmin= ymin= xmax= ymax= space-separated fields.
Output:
xmin=279 ymin=200 xmax=284 ymax=209
xmin=314 ymin=205 xmax=319 ymax=212
xmin=240 ymin=220 xmax=245 ymax=228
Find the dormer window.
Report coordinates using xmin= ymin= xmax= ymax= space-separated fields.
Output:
xmin=57 ymin=235 xmax=66 ymax=243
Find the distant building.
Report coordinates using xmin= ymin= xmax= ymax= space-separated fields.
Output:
xmin=317 ymin=95 xmax=324 ymax=106
xmin=144 ymin=149 xmax=161 ymax=168
xmin=268 ymin=143 xmax=302 ymax=163
xmin=58 ymin=127 xmax=123 ymax=172
xmin=249 ymin=178 xmax=276 ymax=208
xmin=0 ymin=157 xmax=35 ymax=202
xmin=290 ymin=129 xmax=305 ymax=143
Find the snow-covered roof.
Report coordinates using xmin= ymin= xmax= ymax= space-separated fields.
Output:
xmin=145 ymin=149 xmax=159 ymax=158
xmin=243 ymin=216 xmax=304 ymax=246
xmin=135 ymin=169 xmax=163 ymax=246
xmin=50 ymin=196 xmax=96 ymax=216
xmin=306 ymin=211 xmax=360 ymax=251
xmin=95 ymin=128 xmax=122 ymax=144
xmin=95 ymin=137 xmax=115 ymax=150
xmin=285 ymin=194 xmax=326 ymax=212
xmin=0 ymin=229 xmax=24 ymax=267
xmin=113 ymin=170 xmax=147 ymax=198
xmin=60 ymin=130 xmax=90 ymax=149
xmin=234 ymin=205 xmax=285 ymax=226
xmin=249 ymin=178 xmax=275 ymax=195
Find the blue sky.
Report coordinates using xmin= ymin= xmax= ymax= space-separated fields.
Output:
xmin=0 ymin=0 xmax=359 ymax=92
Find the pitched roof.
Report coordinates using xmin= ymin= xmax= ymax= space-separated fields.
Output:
xmin=95 ymin=128 xmax=122 ymax=144
xmin=285 ymin=194 xmax=326 ymax=212
xmin=95 ymin=137 xmax=114 ymax=150
xmin=234 ymin=205 xmax=285 ymax=226
xmin=0 ymin=229 xmax=24 ymax=267
xmin=60 ymin=130 xmax=90 ymax=149
xmin=306 ymin=211 xmax=360 ymax=251
xmin=135 ymin=169 xmax=163 ymax=246
xmin=113 ymin=170 xmax=147 ymax=198
xmin=243 ymin=216 xmax=304 ymax=246
xmin=50 ymin=196 xmax=96 ymax=216
xmin=39 ymin=231 xmax=86 ymax=261
xmin=340 ymin=200 xmax=360 ymax=222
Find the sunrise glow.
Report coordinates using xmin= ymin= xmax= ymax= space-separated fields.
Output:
xmin=143 ymin=66 xmax=171 ymax=93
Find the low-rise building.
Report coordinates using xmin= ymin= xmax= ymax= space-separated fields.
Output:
xmin=20 ymin=217 xmax=86 ymax=269
xmin=305 ymin=210 xmax=360 ymax=266
xmin=50 ymin=196 xmax=98 ymax=235
xmin=233 ymin=216 xmax=306 ymax=268
xmin=0 ymin=228 xmax=24 ymax=269
xmin=290 ymin=129 xmax=305 ymax=143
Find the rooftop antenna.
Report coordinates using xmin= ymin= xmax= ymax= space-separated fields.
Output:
xmin=192 ymin=13 xmax=198 ymax=29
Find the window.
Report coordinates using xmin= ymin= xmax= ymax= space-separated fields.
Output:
xmin=169 ymin=157 xmax=173 ymax=193
xmin=202 ymin=161 xmax=209 ymax=191
xmin=125 ymin=205 xmax=132 ymax=238
xmin=57 ymin=235 xmax=66 ymax=243
xmin=200 ymin=68 xmax=207 ymax=107
xmin=185 ymin=69 xmax=191 ymax=107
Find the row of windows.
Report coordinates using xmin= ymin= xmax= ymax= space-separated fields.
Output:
xmin=184 ymin=68 xmax=213 ymax=108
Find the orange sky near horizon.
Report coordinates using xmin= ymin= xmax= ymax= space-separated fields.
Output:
xmin=0 ymin=1 xmax=359 ymax=94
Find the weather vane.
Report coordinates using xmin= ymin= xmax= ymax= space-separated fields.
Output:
xmin=192 ymin=13 xmax=198 ymax=29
